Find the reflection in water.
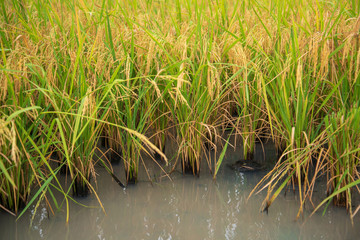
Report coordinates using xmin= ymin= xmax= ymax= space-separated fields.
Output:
xmin=30 ymin=206 xmax=48 ymax=239
xmin=0 ymin=150 xmax=359 ymax=240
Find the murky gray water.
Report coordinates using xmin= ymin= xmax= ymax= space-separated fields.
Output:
xmin=1 ymin=142 xmax=359 ymax=240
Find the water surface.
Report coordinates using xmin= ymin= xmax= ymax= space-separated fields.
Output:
xmin=1 ymin=143 xmax=359 ymax=240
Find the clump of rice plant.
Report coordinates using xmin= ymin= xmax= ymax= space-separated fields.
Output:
xmin=107 ymin=77 xmax=168 ymax=183
xmin=0 ymin=106 xmax=55 ymax=216
xmin=0 ymin=113 xmax=31 ymax=215
xmin=46 ymin=86 xmax=102 ymax=197
xmin=246 ymin=0 xmax=360 ymax=219
xmin=323 ymin=108 xmax=360 ymax=212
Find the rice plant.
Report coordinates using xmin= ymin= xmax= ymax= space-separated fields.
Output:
xmin=107 ymin=77 xmax=167 ymax=183
xmin=0 ymin=108 xmax=37 ymax=215
xmin=323 ymin=108 xmax=360 ymax=213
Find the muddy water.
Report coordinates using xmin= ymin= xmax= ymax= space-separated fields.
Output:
xmin=1 ymin=143 xmax=359 ymax=240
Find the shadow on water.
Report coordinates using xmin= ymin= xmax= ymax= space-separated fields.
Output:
xmin=0 ymin=142 xmax=359 ymax=240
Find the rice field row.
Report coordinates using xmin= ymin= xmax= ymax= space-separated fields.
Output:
xmin=1 ymin=0 xmax=360 ymax=221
